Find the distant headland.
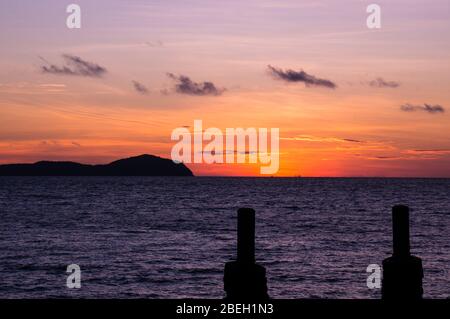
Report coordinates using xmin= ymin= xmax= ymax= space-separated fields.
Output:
xmin=0 ymin=154 xmax=194 ymax=176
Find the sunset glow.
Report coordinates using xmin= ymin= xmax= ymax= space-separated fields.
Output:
xmin=1 ymin=0 xmax=449 ymax=176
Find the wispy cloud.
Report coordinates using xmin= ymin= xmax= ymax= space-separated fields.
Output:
xmin=0 ymin=82 xmax=67 ymax=94
xmin=38 ymin=84 xmax=67 ymax=88
xmin=267 ymin=65 xmax=337 ymax=89
xmin=282 ymin=135 xmax=396 ymax=154
xmin=355 ymin=154 xmax=405 ymax=160
xmin=400 ymin=103 xmax=445 ymax=114
xmin=166 ymin=73 xmax=225 ymax=96
xmin=144 ymin=40 xmax=164 ymax=48
xmin=406 ymin=149 xmax=450 ymax=155
xmin=368 ymin=77 xmax=400 ymax=88
xmin=356 ymin=149 xmax=450 ymax=161
xmin=40 ymin=54 xmax=107 ymax=78
xmin=132 ymin=80 xmax=149 ymax=95
xmin=281 ymin=135 xmax=363 ymax=143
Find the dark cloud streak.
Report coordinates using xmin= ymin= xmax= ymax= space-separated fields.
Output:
xmin=132 ymin=81 xmax=149 ymax=95
xmin=41 ymin=54 xmax=107 ymax=78
xmin=368 ymin=77 xmax=400 ymax=88
xmin=267 ymin=65 xmax=337 ymax=89
xmin=166 ymin=73 xmax=225 ymax=96
xmin=400 ymin=103 xmax=445 ymax=114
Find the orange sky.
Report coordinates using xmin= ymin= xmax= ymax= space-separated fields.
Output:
xmin=1 ymin=0 xmax=449 ymax=177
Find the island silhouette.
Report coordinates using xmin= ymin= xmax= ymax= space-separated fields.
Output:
xmin=0 ymin=154 xmax=193 ymax=176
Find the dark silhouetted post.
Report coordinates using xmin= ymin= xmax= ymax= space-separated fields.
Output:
xmin=224 ymin=208 xmax=269 ymax=300
xmin=382 ymin=205 xmax=423 ymax=300
xmin=237 ymin=208 xmax=255 ymax=263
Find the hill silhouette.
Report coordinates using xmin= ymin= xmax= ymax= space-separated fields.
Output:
xmin=0 ymin=154 xmax=194 ymax=176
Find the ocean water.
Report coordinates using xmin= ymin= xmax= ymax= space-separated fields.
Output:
xmin=0 ymin=177 xmax=449 ymax=299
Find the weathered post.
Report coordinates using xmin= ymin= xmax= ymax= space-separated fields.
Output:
xmin=224 ymin=208 xmax=269 ymax=300
xmin=382 ymin=205 xmax=423 ymax=300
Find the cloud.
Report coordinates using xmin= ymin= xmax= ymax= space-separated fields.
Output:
xmin=367 ymin=149 xmax=450 ymax=161
xmin=40 ymin=54 xmax=107 ymax=78
xmin=281 ymin=135 xmax=363 ymax=143
xmin=406 ymin=149 xmax=450 ymax=155
xmin=400 ymin=103 xmax=445 ymax=114
xmin=166 ymin=73 xmax=225 ymax=96
xmin=159 ymin=88 xmax=170 ymax=95
xmin=368 ymin=77 xmax=400 ymax=88
xmin=373 ymin=156 xmax=400 ymax=159
xmin=38 ymin=84 xmax=66 ymax=88
xmin=282 ymin=135 xmax=395 ymax=153
xmin=354 ymin=154 xmax=405 ymax=160
xmin=267 ymin=65 xmax=337 ymax=89
xmin=0 ymin=82 xmax=67 ymax=94
xmin=132 ymin=81 xmax=149 ymax=95
xmin=354 ymin=148 xmax=450 ymax=161
xmin=144 ymin=40 xmax=164 ymax=47
xmin=342 ymin=138 xmax=364 ymax=143
xmin=204 ymin=150 xmax=275 ymax=156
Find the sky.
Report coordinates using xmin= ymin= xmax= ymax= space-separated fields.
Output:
xmin=0 ymin=0 xmax=449 ymax=177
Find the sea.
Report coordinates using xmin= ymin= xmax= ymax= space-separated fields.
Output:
xmin=0 ymin=177 xmax=448 ymax=299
